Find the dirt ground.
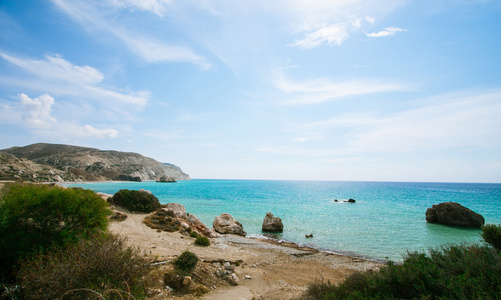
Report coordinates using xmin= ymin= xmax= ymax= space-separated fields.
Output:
xmin=110 ymin=212 xmax=382 ymax=299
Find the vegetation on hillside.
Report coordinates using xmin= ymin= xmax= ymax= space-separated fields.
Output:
xmin=18 ymin=234 xmax=150 ymax=299
xmin=0 ymin=183 xmax=151 ymax=299
xmin=305 ymin=224 xmax=501 ymax=300
xmin=0 ymin=183 xmax=110 ymax=281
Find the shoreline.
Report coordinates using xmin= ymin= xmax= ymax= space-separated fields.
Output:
xmin=58 ymin=180 xmax=390 ymax=263
xmin=109 ymin=210 xmax=383 ymax=299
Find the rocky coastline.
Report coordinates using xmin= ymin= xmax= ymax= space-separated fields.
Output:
xmin=102 ymin=193 xmax=382 ymax=299
xmin=0 ymin=143 xmax=190 ymax=183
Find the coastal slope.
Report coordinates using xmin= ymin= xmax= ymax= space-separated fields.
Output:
xmin=0 ymin=143 xmax=190 ymax=182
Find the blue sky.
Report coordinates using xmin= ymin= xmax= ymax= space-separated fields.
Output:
xmin=1 ymin=0 xmax=500 ymax=182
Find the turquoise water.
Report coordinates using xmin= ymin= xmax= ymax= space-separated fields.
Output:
xmin=64 ymin=180 xmax=501 ymax=261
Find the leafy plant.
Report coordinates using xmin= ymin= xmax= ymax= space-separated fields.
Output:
xmin=0 ymin=183 xmax=110 ymax=281
xmin=174 ymin=251 xmax=199 ymax=275
xmin=482 ymin=223 xmax=501 ymax=250
xmin=194 ymin=236 xmax=210 ymax=247
xmin=18 ymin=233 xmax=150 ymax=299
xmin=109 ymin=189 xmax=161 ymax=213
xmin=305 ymin=242 xmax=501 ymax=300
xmin=190 ymin=231 xmax=199 ymax=238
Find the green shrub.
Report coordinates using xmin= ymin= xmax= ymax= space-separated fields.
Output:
xmin=174 ymin=251 xmax=198 ymax=275
xmin=0 ymin=183 xmax=110 ymax=281
xmin=482 ymin=223 xmax=501 ymax=250
xmin=190 ymin=231 xmax=199 ymax=238
xmin=195 ymin=236 xmax=210 ymax=247
xmin=143 ymin=210 xmax=181 ymax=232
xmin=163 ymin=269 xmax=185 ymax=291
xmin=17 ymin=233 xmax=150 ymax=299
xmin=305 ymin=243 xmax=501 ymax=300
xmin=109 ymin=189 xmax=161 ymax=213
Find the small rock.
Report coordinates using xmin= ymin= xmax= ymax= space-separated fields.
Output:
xmin=182 ymin=276 xmax=192 ymax=286
xmin=225 ymin=264 xmax=236 ymax=271
xmin=228 ymin=273 xmax=239 ymax=285
xmin=244 ymin=275 xmax=252 ymax=280
xmin=305 ymin=233 xmax=313 ymax=238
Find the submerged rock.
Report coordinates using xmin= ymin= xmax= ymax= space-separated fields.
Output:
xmin=213 ymin=213 xmax=246 ymax=236
xmin=426 ymin=202 xmax=485 ymax=228
xmin=262 ymin=212 xmax=284 ymax=233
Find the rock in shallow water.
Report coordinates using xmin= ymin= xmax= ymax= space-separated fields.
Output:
xmin=262 ymin=212 xmax=284 ymax=233
xmin=425 ymin=202 xmax=485 ymax=228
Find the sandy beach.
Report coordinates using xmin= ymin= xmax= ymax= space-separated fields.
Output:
xmin=110 ymin=211 xmax=382 ymax=299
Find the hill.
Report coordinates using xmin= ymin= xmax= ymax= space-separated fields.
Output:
xmin=0 ymin=143 xmax=190 ymax=182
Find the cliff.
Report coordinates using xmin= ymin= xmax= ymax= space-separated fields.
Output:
xmin=0 ymin=143 xmax=190 ymax=182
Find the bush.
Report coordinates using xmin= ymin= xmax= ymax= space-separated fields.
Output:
xmin=110 ymin=189 xmax=161 ymax=213
xmin=0 ymin=183 xmax=110 ymax=281
xmin=305 ymin=243 xmax=501 ymax=299
xmin=17 ymin=233 xmax=150 ymax=299
xmin=174 ymin=251 xmax=198 ymax=275
xmin=195 ymin=236 xmax=210 ymax=247
xmin=190 ymin=231 xmax=199 ymax=238
xmin=482 ymin=223 xmax=501 ymax=250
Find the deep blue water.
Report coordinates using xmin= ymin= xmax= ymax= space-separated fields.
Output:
xmin=64 ymin=180 xmax=501 ymax=261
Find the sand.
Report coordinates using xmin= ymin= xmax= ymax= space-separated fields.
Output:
xmin=109 ymin=212 xmax=382 ymax=299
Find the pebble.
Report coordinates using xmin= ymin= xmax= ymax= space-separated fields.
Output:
xmin=244 ymin=275 xmax=252 ymax=279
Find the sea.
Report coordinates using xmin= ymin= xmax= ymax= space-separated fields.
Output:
xmin=63 ymin=180 xmax=501 ymax=262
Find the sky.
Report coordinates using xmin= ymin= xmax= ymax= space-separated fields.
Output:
xmin=1 ymin=0 xmax=501 ymax=183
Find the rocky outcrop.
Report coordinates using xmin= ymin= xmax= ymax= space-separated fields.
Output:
xmin=213 ymin=213 xmax=246 ymax=236
xmin=144 ymin=203 xmax=219 ymax=238
xmin=426 ymin=202 xmax=485 ymax=228
xmin=262 ymin=212 xmax=284 ymax=233
xmin=1 ymin=143 xmax=190 ymax=182
xmin=164 ymin=203 xmax=188 ymax=219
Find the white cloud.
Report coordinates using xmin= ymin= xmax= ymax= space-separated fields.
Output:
xmin=51 ymin=0 xmax=210 ymax=68
xmin=366 ymin=27 xmax=406 ymax=37
xmin=0 ymin=53 xmax=148 ymax=107
xmin=82 ymin=124 xmax=118 ymax=139
xmin=273 ymin=71 xmax=410 ymax=104
xmin=365 ymin=16 xmax=376 ymax=24
xmin=0 ymin=93 xmax=119 ymax=140
xmin=19 ymin=93 xmax=57 ymax=129
xmin=290 ymin=24 xmax=350 ymax=48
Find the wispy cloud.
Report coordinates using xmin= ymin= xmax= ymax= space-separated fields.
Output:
xmin=366 ymin=27 xmax=407 ymax=38
xmin=109 ymin=0 xmax=172 ymax=16
xmin=273 ymin=71 xmax=410 ymax=104
xmin=290 ymin=24 xmax=350 ymax=48
xmin=258 ymin=90 xmax=501 ymax=157
xmin=50 ymin=0 xmax=210 ymax=68
xmin=0 ymin=52 xmax=148 ymax=107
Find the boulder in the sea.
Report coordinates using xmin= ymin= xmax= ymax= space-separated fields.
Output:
xmin=345 ymin=198 xmax=356 ymax=203
xmin=426 ymin=202 xmax=485 ymax=228
xmin=305 ymin=233 xmax=313 ymax=238
xmin=156 ymin=175 xmax=177 ymax=183
xmin=163 ymin=203 xmax=187 ymax=219
xmin=213 ymin=213 xmax=246 ymax=236
xmin=262 ymin=212 xmax=284 ymax=233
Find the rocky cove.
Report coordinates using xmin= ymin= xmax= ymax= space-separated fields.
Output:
xmin=102 ymin=192 xmax=382 ymax=299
